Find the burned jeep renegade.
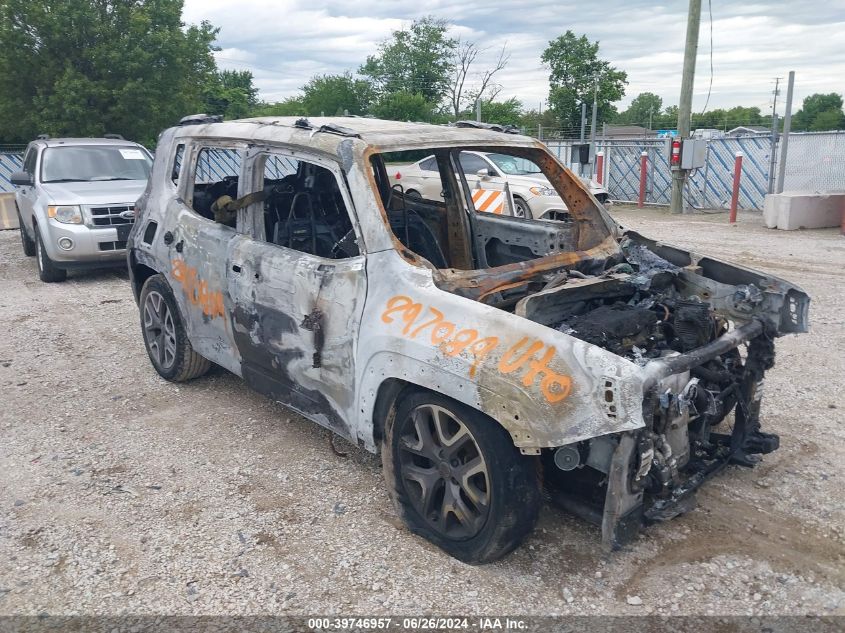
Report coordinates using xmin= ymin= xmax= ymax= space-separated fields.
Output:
xmin=128 ymin=116 xmax=809 ymax=564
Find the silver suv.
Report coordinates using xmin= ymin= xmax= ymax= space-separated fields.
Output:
xmin=129 ymin=116 xmax=808 ymax=563
xmin=12 ymin=136 xmax=152 ymax=282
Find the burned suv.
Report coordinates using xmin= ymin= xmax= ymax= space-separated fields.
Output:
xmin=128 ymin=116 xmax=808 ymax=564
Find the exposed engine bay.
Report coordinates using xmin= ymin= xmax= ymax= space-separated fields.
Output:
xmin=504 ymin=231 xmax=809 ymax=547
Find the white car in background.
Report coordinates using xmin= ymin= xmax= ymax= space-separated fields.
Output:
xmin=391 ymin=150 xmax=611 ymax=220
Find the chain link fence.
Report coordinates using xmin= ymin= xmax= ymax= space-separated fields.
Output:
xmin=780 ymin=131 xmax=845 ymax=192
xmin=546 ymin=131 xmax=845 ymax=210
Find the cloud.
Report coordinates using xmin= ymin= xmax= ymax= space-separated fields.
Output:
xmin=183 ymin=0 xmax=845 ymax=113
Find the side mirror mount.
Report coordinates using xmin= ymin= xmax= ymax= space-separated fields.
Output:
xmin=10 ymin=171 xmax=33 ymax=187
xmin=476 ymin=168 xmax=491 ymax=180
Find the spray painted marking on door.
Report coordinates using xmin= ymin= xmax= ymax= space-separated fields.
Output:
xmin=171 ymin=259 xmax=226 ymax=321
xmin=471 ymin=189 xmax=505 ymax=214
xmin=381 ymin=295 xmax=572 ymax=403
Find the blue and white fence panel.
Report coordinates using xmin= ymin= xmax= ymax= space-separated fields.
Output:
xmin=0 ymin=148 xmax=25 ymax=193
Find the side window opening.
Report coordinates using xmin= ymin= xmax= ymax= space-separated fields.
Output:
xmin=253 ymin=152 xmax=359 ymax=259
xmin=372 ymin=151 xmax=456 ymax=269
xmin=171 ymin=143 xmax=185 ymax=184
xmin=188 ymin=146 xmax=244 ymax=225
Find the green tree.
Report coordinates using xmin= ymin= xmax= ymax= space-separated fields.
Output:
xmin=301 ymin=72 xmax=373 ymax=116
xmin=793 ymin=93 xmax=844 ymax=131
xmin=473 ymin=98 xmax=523 ymax=126
xmin=519 ymin=108 xmax=562 ymax=135
xmin=251 ymin=97 xmax=307 ymax=117
xmin=203 ymin=70 xmax=258 ymax=120
xmin=616 ymin=92 xmax=662 ymax=127
xmin=373 ymin=91 xmax=434 ymax=122
xmin=809 ymin=108 xmax=845 ymax=131
xmin=541 ymin=31 xmax=627 ymax=129
xmin=0 ymin=0 xmax=218 ymax=146
xmin=360 ymin=16 xmax=456 ymax=104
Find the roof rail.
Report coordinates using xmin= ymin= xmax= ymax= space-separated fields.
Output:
xmin=454 ymin=121 xmax=520 ymax=134
xmin=179 ymin=114 xmax=222 ymax=126
xmin=36 ymin=134 xmax=50 ymax=140
xmin=103 ymin=133 xmax=124 ymax=140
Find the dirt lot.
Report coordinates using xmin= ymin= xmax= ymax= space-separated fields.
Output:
xmin=1 ymin=206 xmax=843 ymax=617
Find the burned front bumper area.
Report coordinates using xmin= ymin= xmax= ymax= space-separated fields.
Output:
xmin=548 ymin=318 xmax=783 ymax=551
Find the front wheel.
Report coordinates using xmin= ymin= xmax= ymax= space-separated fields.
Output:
xmin=34 ymin=227 xmax=67 ymax=282
xmin=18 ymin=211 xmax=35 ymax=256
xmin=513 ymin=197 xmax=531 ymax=219
xmin=383 ymin=391 xmax=540 ymax=564
xmin=139 ymin=274 xmax=211 ymax=382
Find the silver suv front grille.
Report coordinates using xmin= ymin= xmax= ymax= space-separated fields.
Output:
xmin=89 ymin=204 xmax=135 ymax=227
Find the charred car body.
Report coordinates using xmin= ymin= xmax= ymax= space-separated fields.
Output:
xmin=128 ymin=116 xmax=809 ymax=563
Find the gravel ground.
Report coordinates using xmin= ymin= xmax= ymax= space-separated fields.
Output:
xmin=1 ymin=206 xmax=843 ymax=617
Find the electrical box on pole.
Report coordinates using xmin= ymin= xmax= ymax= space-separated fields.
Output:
xmin=680 ymin=139 xmax=707 ymax=169
xmin=570 ymin=143 xmax=590 ymax=165
xmin=667 ymin=138 xmax=706 ymax=170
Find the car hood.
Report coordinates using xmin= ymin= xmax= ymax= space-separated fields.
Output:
xmin=41 ymin=180 xmax=148 ymax=206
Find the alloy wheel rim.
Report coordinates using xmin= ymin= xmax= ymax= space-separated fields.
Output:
xmin=143 ymin=291 xmax=177 ymax=369
xmin=398 ymin=404 xmax=490 ymax=540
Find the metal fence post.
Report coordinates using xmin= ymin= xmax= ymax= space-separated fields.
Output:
xmin=638 ymin=152 xmax=648 ymax=207
xmin=596 ymin=151 xmax=604 ymax=185
xmin=730 ymin=152 xmax=743 ymax=223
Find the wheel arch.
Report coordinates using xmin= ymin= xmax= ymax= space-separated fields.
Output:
xmin=129 ymin=256 xmax=161 ymax=303
xmin=361 ymin=355 xmax=539 ymax=454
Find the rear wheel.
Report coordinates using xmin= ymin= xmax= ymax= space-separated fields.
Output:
xmin=139 ymin=274 xmax=211 ymax=382
xmin=383 ymin=390 xmax=540 ymax=564
xmin=34 ymin=226 xmax=67 ymax=282
xmin=18 ymin=211 xmax=35 ymax=256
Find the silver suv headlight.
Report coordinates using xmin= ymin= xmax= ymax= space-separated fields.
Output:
xmin=528 ymin=186 xmax=557 ymax=197
xmin=47 ymin=205 xmax=83 ymax=224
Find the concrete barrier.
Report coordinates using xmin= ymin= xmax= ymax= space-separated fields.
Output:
xmin=0 ymin=192 xmax=18 ymax=230
xmin=763 ymin=191 xmax=845 ymax=231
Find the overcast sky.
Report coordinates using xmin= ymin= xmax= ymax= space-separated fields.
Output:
xmin=183 ymin=0 xmax=845 ymax=117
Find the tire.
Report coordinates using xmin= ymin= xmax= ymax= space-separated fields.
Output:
xmin=18 ymin=211 xmax=35 ymax=256
xmin=139 ymin=274 xmax=211 ymax=382
xmin=34 ymin=226 xmax=67 ymax=282
xmin=513 ymin=197 xmax=531 ymax=219
xmin=383 ymin=390 xmax=540 ymax=564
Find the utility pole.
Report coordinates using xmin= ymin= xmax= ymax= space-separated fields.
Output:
xmin=580 ymin=102 xmax=587 ymax=141
xmin=648 ymin=107 xmax=654 ymax=133
xmin=476 ymin=98 xmax=481 ymax=122
xmin=767 ymin=77 xmax=782 ymax=194
xmin=589 ymin=76 xmax=599 ymax=178
xmin=670 ymin=0 xmax=702 ymax=214
xmin=776 ymin=71 xmax=795 ymax=193
xmin=771 ymin=77 xmax=781 ymax=122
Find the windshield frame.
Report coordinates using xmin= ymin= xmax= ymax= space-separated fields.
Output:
xmin=40 ymin=144 xmax=153 ymax=184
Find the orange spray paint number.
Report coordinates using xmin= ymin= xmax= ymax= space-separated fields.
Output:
xmin=381 ymin=295 xmax=571 ymax=404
